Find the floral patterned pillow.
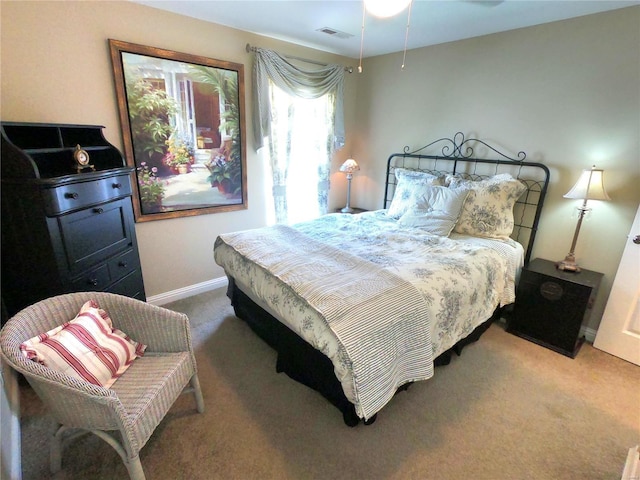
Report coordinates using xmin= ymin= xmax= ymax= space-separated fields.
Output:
xmin=386 ymin=168 xmax=445 ymax=219
xmin=449 ymin=173 xmax=526 ymax=239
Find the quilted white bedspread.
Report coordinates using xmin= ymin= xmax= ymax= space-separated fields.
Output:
xmin=214 ymin=210 xmax=523 ymax=419
xmin=216 ymin=224 xmax=433 ymax=420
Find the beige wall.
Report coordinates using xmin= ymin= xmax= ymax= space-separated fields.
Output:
xmin=0 ymin=1 xmax=359 ymax=297
xmin=2 ymin=2 xmax=638 ymax=332
xmin=352 ymin=7 xmax=640 ymax=331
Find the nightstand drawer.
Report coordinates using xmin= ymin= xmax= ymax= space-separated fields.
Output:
xmin=520 ymin=274 xmax=593 ymax=306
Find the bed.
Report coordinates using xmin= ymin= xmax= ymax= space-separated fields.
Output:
xmin=214 ymin=132 xmax=550 ymax=426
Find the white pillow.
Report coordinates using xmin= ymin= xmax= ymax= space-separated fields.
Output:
xmin=20 ymin=300 xmax=146 ymax=388
xmin=398 ymin=186 xmax=470 ymax=236
xmin=448 ymin=173 xmax=526 ymax=239
xmin=386 ymin=168 xmax=445 ymax=219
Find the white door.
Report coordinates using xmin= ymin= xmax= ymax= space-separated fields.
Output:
xmin=593 ymin=203 xmax=640 ymax=365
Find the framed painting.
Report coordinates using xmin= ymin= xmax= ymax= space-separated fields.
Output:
xmin=109 ymin=39 xmax=247 ymax=222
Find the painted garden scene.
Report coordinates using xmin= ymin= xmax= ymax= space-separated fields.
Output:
xmin=110 ymin=40 xmax=247 ymax=221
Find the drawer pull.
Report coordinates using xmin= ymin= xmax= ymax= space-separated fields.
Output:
xmin=93 ymin=207 xmax=104 ymax=214
xmin=118 ymin=261 xmax=128 ymax=268
xmin=64 ymin=192 xmax=79 ymax=199
xmin=112 ymin=182 xmax=122 ymax=189
xmin=540 ymin=281 xmax=563 ymax=301
xmin=87 ymin=278 xmax=99 ymax=286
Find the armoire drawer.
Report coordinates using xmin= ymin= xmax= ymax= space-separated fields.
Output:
xmin=109 ymin=269 xmax=144 ymax=298
xmin=108 ymin=248 xmax=138 ymax=281
xmin=70 ymin=258 xmax=143 ymax=295
xmin=70 ymin=264 xmax=111 ymax=291
xmin=42 ymin=174 xmax=132 ymax=216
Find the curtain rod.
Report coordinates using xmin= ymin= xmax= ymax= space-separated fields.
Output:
xmin=246 ymin=43 xmax=353 ymax=73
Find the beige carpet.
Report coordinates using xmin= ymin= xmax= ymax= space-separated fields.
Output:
xmin=18 ymin=288 xmax=640 ymax=479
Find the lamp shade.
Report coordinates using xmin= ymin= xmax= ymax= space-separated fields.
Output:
xmin=339 ymin=158 xmax=360 ymax=174
xmin=563 ymin=166 xmax=610 ymax=201
xmin=364 ymin=0 xmax=411 ymax=18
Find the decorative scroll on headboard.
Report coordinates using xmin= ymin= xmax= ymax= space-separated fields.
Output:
xmin=384 ymin=132 xmax=550 ymax=265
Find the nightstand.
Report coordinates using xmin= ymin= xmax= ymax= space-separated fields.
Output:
xmin=507 ymin=258 xmax=603 ymax=358
xmin=335 ymin=207 xmax=367 ymax=214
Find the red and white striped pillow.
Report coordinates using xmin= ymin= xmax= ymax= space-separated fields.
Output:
xmin=20 ymin=300 xmax=146 ymax=388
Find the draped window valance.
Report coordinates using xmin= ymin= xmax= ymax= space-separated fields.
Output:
xmin=252 ymin=47 xmax=345 ymax=150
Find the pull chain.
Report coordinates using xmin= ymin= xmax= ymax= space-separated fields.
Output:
xmin=401 ymin=0 xmax=413 ymax=70
xmin=358 ymin=1 xmax=366 ymax=73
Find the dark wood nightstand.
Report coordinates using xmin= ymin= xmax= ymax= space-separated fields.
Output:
xmin=334 ymin=207 xmax=367 ymax=214
xmin=507 ymin=258 xmax=603 ymax=358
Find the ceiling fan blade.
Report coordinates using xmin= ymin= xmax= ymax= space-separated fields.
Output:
xmin=463 ymin=0 xmax=505 ymax=6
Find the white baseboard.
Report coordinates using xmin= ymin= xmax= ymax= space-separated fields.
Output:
xmin=147 ymin=276 xmax=228 ymax=306
xmin=580 ymin=325 xmax=597 ymax=344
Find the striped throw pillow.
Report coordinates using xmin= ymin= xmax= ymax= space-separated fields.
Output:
xmin=20 ymin=300 xmax=146 ymax=388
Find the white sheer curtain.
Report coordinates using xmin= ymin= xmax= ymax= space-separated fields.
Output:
xmin=252 ymin=47 xmax=345 ymax=224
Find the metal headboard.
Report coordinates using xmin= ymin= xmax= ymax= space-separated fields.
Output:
xmin=384 ymin=132 xmax=550 ymax=265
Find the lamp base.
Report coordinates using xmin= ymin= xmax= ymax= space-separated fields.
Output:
xmin=341 ymin=206 xmax=354 ymax=214
xmin=556 ymin=254 xmax=581 ymax=273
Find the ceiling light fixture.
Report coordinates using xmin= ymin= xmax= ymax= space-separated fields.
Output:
xmin=364 ymin=0 xmax=412 ymax=18
xmin=358 ymin=0 xmax=414 ymax=73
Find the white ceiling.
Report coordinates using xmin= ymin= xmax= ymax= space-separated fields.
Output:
xmin=133 ymin=0 xmax=638 ymax=59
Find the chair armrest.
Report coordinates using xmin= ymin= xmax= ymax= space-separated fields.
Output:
xmin=20 ymin=365 xmax=125 ymax=430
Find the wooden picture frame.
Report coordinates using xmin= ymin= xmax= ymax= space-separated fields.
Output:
xmin=109 ymin=39 xmax=247 ymax=222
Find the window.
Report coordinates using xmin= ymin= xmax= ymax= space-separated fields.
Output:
xmin=251 ymin=47 xmax=345 ymax=225
xmin=265 ymin=84 xmax=335 ymax=225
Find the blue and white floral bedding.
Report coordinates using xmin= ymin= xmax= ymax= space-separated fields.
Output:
xmin=214 ymin=210 xmax=523 ymax=419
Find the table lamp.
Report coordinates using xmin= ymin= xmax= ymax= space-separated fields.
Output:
xmin=340 ymin=158 xmax=360 ymax=213
xmin=557 ymin=165 xmax=610 ymax=272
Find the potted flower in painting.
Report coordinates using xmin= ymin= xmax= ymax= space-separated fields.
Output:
xmin=163 ymin=135 xmax=195 ymax=174
xmin=137 ymin=162 xmax=165 ymax=211
xmin=206 ymin=136 xmax=242 ymax=197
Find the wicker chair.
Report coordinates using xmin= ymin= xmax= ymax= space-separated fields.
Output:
xmin=0 ymin=292 xmax=205 ymax=480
